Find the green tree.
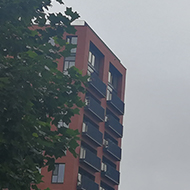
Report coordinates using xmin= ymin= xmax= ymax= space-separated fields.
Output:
xmin=0 ymin=0 xmax=87 ymax=189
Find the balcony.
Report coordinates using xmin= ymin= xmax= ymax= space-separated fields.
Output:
xmin=103 ymin=139 xmax=121 ymax=161
xmin=105 ymin=115 xmax=123 ymax=138
xmin=88 ymin=73 xmax=106 ymax=98
xmin=80 ymin=148 xmax=101 ymax=172
xmin=107 ymin=92 xmax=124 ymax=115
xmin=100 ymin=185 xmax=114 ymax=190
xmin=77 ymin=174 xmax=99 ymax=190
xmin=85 ymin=96 xmax=105 ymax=122
xmin=82 ymin=122 xmax=103 ymax=146
xmin=101 ymin=163 xmax=120 ymax=185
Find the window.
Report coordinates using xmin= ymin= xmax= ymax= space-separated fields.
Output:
xmin=87 ymin=42 xmax=104 ymax=76
xmin=67 ymin=36 xmax=77 ymax=45
xmin=82 ymin=122 xmax=88 ymax=132
xmin=83 ymin=116 xmax=99 ymax=130
xmin=88 ymin=51 xmax=95 ymax=67
xmin=52 ymin=164 xmax=65 ymax=183
xmin=63 ymin=56 xmax=75 ymax=73
xmin=106 ymin=109 xmax=120 ymax=122
xmin=108 ymin=71 xmax=118 ymax=90
xmin=63 ymin=36 xmax=77 ymax=73
xmin=107 ymin=63 xmax=122 ymax=101
xmin=104 ymin=132 xmax=118 ymax=145
xmin=103 ymin=156 xmax=116 ymax=169
xmin=64 ymin=59 xmax=75 ymax=71
xmin=77 ymin=173 xmax=82 ymax=186
xmin=101 ymin=162 xmax=107 ymax=172
xmin=66 ymin=36 xmax=78 ymax=54
xmin=78 ymin=167 xmax=95 ymax=181
xmin=87 ymin=50 xmax=99 ymax=74
xmin=81 ymin=141 xmax=97 ymax=154
xmin=87 ymin=65 xmax=94 ymax=76
xmin=80 ymin=147 xmax=86 ymax=159
xmin=86 ymin=91 xmax=101 ymax=104
xmin=108 ymin=71 xmax=112 ymax=84
xmin=108 ymin=63 xmax=121 ymax=94
xmin=106 ymin=85 xmax=112 ymax=101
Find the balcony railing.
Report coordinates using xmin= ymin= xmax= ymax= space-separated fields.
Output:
xmin=103 ymin=139 xmax=121 ymax=161
xmin=77 ymin=174 xmax=99 ymax=190
xmin=107 ymin=92 xmax=124 ymax=115
xmin=105 ymin=115 xmax=123 ymax=138
xmin=88 ymin=73 xmax=106 ymax=97
xmin=100 ymin=185 xmax=114 ymax=190
xmin=82 ymin=122 xmax=103 ymax=146
xmin=85 ymin=96 xmax=105 ymax=122
xmin=101 ymin=163 xmax=120 ymax=185
xmin=80 ymin=148 xmax=101 ymax=172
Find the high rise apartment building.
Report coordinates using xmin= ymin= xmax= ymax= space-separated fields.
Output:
xmin=39 ymin=21 xmax=126 ymax=190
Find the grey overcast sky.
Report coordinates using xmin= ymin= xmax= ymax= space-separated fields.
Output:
xmin=51 ymin=1 xmax=190 ymax=189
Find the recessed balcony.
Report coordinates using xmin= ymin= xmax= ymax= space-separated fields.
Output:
xmin=88 ymin=72 xmax=106 ymax=98
xmin=77 ymin=174 xmax=99 ymax=190
xmin=80 ymin=148 xmax=101 ymax=172
xmin=101 ymin=163 xmax=120 ymax=185
xmin=82 ymin=122 xmax=103 ymax=146
xmin=85 ymin=96 xmax=105 ymax=122
xmin=105 ymin=115 xmax=123 ymax=138
xmin=103 ymin=139 xmax=121 ymax=161
xmin=107 ymin=92 xmax=124 ymax=115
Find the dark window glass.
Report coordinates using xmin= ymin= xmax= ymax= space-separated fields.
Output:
xmin=81 ymin=141 xmax=97 ymax=154
xmin=104 ymin=132 xmax=118 ymax=145
xmin=108 ymin=63 xmax=122 ymax=94
xmin=78 ymin=167 xmax=95 ymax=181
xmin=103 ymin=156 xmax=116 ymax=169
xmin=87 ymin=42 xmax=104 ymax=76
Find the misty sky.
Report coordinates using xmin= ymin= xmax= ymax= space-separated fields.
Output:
xmin=51 ymin=1 xmax=190 ymax=189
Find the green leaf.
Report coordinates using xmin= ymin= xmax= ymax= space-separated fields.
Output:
xmin=27 ymin=50 xmax=38 ymax=58
xmin=0 ymin=1 xmax=86 ymax=189
xmin=30 ymin=30 xmax=38 ymax=37
xmin=65 ymin=7 xmax=80 ymax=22
xmin=32 ymin=133 xmax=38 ymax=138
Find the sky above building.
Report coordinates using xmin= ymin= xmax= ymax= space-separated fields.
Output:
xmin=50 ymin=1 xmax=190 ymax=189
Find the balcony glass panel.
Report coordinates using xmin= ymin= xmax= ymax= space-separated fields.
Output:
xmin=82 ymin=122 xmax=103 ymax=146
xmin=85 ymin=96 xmax=105 ymax=122
xmin=104 ymin=139 xmax=121 ymax=161
xmin=89 ymin=73 xmax=106 ymax=97
xmin=101 ymin=163 xmax=120 ymax=185
xmin=107 ymin=92 xmax=124 ymax=115
xmin=105 ymin=115 xmax=123 ymax=137
xmin=77 ymin=174 xmax=99 ymax=190
xmin=80 ymin=148 xmax=101 ymax=172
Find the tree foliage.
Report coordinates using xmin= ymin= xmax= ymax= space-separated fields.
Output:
xmin=0 ymin=0 xmax=87 ymax=189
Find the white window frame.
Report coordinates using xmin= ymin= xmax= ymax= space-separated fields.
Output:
xmin=66 ymin=36 xmax=78 ymax=54
xmin=101 ymin=162 xmax=107 ymax=172
xmin=77 ymin=173 xmax=82 ymax=185
xmin=80 ymin=147 xmax=86 ymax=159
xmin=52 ymin=163 xmax=65 ymax=183
xmin=82 ymin=122 xmax=88 ymax=132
